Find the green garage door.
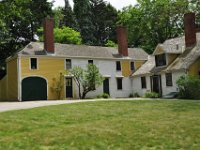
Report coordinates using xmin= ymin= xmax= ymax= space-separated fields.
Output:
xmin=22 ymin=77 xmax=47 ymax=101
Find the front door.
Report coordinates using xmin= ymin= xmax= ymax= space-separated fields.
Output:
xmin=103 ymin=78 xmax=110 ymax=95
xmin=66 ymin=78 xmax=73 ymax=98
xmin=151 ymin=75 xmax=162 ymax=96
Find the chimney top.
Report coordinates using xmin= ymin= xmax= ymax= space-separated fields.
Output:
xmin=44 ymin=17 xmax=54 ymax=53
xmin=117 ymin=26 xmax=128 ymax=57
xmin=184 ymin=13 xmax=196 ymax=48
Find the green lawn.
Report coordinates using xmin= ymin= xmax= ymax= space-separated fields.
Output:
xmin=0 ymin=100 xmax=199 ymax=150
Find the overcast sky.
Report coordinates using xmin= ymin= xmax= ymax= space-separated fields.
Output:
xmin=49 ymin=0 xmax=137 ymax=10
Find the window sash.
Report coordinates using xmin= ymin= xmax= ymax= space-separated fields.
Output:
xmin=155 ymin=54 xmax=166 ymax=67
xmin=117 ymin=78 xmax=122 ymax=90
xmin=165 ymin=73 xmax=173 ymax=86
xmin=141 ymin=76 xmax=146 ymax=89
xmin=116 ymin=61 xmax=121 ymax=71
xmin=66 ymin=59 xmax=71 ymax=69
xmin=31 ymin=58 xmax=37 ymax=70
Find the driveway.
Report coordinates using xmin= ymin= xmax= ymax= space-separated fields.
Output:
xmin=0 ymin=99 xmax=102 ymax=113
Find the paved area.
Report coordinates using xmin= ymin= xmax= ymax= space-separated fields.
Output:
xmin=0 ymin=99 xmax=102 ymax=113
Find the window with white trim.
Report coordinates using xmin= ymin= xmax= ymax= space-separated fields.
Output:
xmin=117 ymin=78 xmax=123 ymax=90
xmin=66 ymin=59 xmax=72 ymax=70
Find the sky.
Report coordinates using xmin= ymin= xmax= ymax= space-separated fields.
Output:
xmin=49 ymin=0 xmax=137 ymax=10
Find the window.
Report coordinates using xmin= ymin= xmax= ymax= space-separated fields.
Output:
xmin=30 ymin=58 xmax=37 ymax=70
xmin=130 ymin=62 xmax=135 ymax=71
xmin=141 ymin=76 xmax=146 ymax=89
xmin=66 ymin=59 xmax=71 ymax=69
xmin=166 ymin=73 xmax=173 ymax=86
xmin=88 ymin=60 xmax=93 ymax=64
xmin=117 ymin=78 xmax=123 ymax=90
xmin=155 ymin=54 xmax=166 ymax=67
xmin=116 ymin=61 xmax=121 ymax=71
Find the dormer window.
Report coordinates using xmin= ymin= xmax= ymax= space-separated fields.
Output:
xmin=155 ymin=54 xmax=166 ymax=67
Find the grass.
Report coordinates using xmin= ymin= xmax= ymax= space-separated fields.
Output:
xmin=0 ymin=100 xmax=199 ymax=150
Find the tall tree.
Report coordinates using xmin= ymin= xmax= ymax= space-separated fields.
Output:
xmin=90 ymin=0 xmax=118 ymax=46
xmin=0 ymin=0 xmax=53 ymax=70
xmin=118 ymin=0 xmax=190 ymax=54
xmin=62 ymin=0 xmax=77 ymax=29
xmin=73 ymin=0 xmax=96 ymax=45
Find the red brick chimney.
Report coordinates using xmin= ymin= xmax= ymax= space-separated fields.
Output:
xmin=44 ymin=17 xmax=54 ymax=53
xmin=184 ymin=13 xmax=196 ymax=48
xmin=117 ymin=26 xmax=128 ymax=56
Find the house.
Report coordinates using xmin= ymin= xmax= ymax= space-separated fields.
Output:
xmin=132 ymin=13 xmax=200 ymax=97
xmin=0 ymin=18 xmax=148 ymax=101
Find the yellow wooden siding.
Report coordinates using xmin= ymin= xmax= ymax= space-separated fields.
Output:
xmin=154 ymin=47 xmax=164 ymax=55
xmin=188 ymin=58 xmax=200 ymax=75
xmin=168 ymin=54 xmax=178 ymax=65
xmin=21 ymin=57 xmax=66 ymax=100
xmin=135 ymin=60 xmax=146 ymax=70
xmin=0 ymin=76 xmax=7 ymax=100
xmin=7 ymin=58 xmax=18 ymax=100
xmin=121 ymin=60 xmax=146 ymax=77
xmin=121 ymin=60 xmax=131 ymax=77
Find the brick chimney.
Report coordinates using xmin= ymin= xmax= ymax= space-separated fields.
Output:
xmin=44 ymin=17 xmax=54 ymax=53
xmin=184 ymin=13 xmax=196 ymax=48
xmin=117 ymin=26 xmax=128 ymax=56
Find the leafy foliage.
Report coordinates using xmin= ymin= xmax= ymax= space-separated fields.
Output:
xmin=37 ymin=27 xmax=82 ymax=45
xmin=117 ymin=0 xmax=200 ymax=54
xmin=145 ymin=92 xmax=159 ymax=98
xmin=68 ymin=64 xmax=104 ymax=99
xmin=176 ymin=75 xmax=200 ymax=99
xmin=105 ymin=40 xmax=117 ymax=47
xmin=51 ymin=72 xmax=64 ymax=100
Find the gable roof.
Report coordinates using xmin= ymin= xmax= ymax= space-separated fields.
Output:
xmin=153 ymin=33 xmax=200 ymax=55
xmin=132 ymin=55 xmax=155 ymax=77
xmin=16 ymin=42 xmax=148 ymax=60
xmin=132 ymin=33 xmax=200 ymax=76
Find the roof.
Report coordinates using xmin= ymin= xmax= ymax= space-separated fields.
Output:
xmin=132 ymin=55 xmax=155 ymax=76
xmin=17 ymin=42 xmax=148 ymax=60
xmin=165 ymin=41 xmax=200 ymax=72
xmin=153 ymin=33 xmax=200 ymax=54
xmin=132 ymin=33 xmax=200 ymax=76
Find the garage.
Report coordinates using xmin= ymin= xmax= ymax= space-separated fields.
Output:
xmin=22 ymin=77 xmax=47 ymax=101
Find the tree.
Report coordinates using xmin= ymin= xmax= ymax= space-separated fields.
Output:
xmin=74 ymin=0 xmax=96 ymax=45
xmin=90 ymin=0 xmax=118 ymax=46
xmin=51 ymin=72 xmax=64 ymax=100
xmin=37 ymin=27 xmax=82 ymax=45
xmin=117 ymin=0 xmax=190 ymax=54
xmin=53 ymin=7 xmax=64 ymax=28
xmin=0 ymin=0 xmax=53 ymax=70
xmin=62 ymin=0 xmax=77 ymax=29
xmin=68 ymin=64 xmax=104 ymax=99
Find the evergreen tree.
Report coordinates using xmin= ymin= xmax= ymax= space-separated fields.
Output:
xmin=62 ymin=0 xmax=77 ymax=29
xmin=74 ymin=0 xmax=96 ymax=45
xmin=91 ymin=0 xmax=118 ymax=46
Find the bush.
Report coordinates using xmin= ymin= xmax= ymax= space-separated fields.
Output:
xmin=133 ymin=92 xmax=140 ymax=98
xmin=176 ymin=75 xmax=200 ymax=99
xmin=97 ymin=93 xmax=110 ymax=99
xmin=145 ymin=92 xmax=159 ymax=98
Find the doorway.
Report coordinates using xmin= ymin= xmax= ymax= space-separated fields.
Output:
xmin=151 ymin=75 xmax=162 ymax=96
xmin=66 ymin=78 xmax=73 ymax=98
xmin=103 ymin=78 xmax=110 ymax=95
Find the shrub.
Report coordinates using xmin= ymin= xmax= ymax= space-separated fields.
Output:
xmin=97 ymin=93 xmax=110 ymax=99
xmin=129 ymin=93 xmax=133 ymax=98
xmin=133 ymin=92 xmax=140 ymax=98
xmin=145 ymin=92 xmax=159 ymax=98
xmin=176 ymin=75 xmax=200 ymax=99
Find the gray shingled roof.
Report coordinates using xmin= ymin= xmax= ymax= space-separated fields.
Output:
xmin=133 ymin=33 xmax=200 ymax=76
xmin=18 ymin=42 xmax=148 ymax=60
xmin=153 ymin=33 xmax=200 ymax=54
xmin=132 ymin=55 xmax=155 ymax=76
xmin=165 ymin=41 xmax=200 ymax=72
